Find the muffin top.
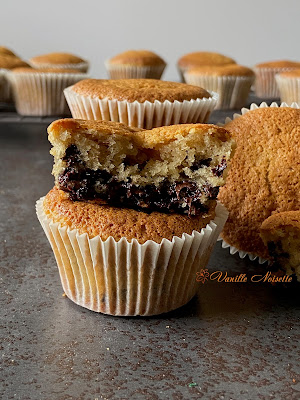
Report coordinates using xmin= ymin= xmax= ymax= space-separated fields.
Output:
xmin=261 ymin=210 xmax=300 ymax=233
xmin=108 ymin=50 xmax=166 ymax=66
xmin=0 ymin=46 xmax=16 ymax=57
xmin=277 ymin=68 xmax=300 ymax=78
xmin=178 ymin=52 xmax=236 ymax=68
xmin=186 ymin=64 xmax=254 ymax=77
xmin=71 ymin=79 xmax=211 ymax=102
xmin=218 ymin=107 xmax=300 ymax=259
xmin=30 ymin=52 xmax=87 ymax=65
xmin=43 ymin=187 xmax=216 ymax=244
xmin=255 ymin=60 xmax=300 ymax=69
xmin=0 ymin=55 xmax=29 ymax=70
xmin=12 ymin=67 xmax=84 ymax=74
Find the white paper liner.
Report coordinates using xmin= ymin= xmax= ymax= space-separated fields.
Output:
xmin=64 ymin=86 xmax=218 ymax=129
xmin=36 ymin=198 xmax=228 ymax=316
xmin=0 ymin=68 xmax=13 ymax=103
xmin=29 ymin=61 xmax=89 ymax=73
xmin=8 ymin=72 xmax=88 ymax=116
xmin=105 ymin=61 xmax=166 ymax=79
xmin=275 ymin=75 xmax=300 ymax=105
xmin=254 ymin=67 xmax=299 ymax=99
xmin=184 ymin=73 xmax=254 ymax=110
xmin=217 ymin=101 xmax=300 ymax=263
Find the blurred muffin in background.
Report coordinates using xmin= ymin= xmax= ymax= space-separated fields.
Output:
xmin=0 ymin=55 xmax=29 ymax=103
xmin=275 ymin=69 xmax=300 ymax=105
xmin=106 ymin=50 xmax=166 ymax=79
xmin=0 ymin=46 xmax=17 ymax=57
xmin=29 ymin=52 xmax=89 ymax=73
xmin=177 ymin=51 xmax=236 ymax=82
xmin=254 ymin=60 xmax=300 ymax=99
xmin=8 ymin=67 xmax=88 ymax=116
xmin=184 ymin=64 xmax=255 ymax=110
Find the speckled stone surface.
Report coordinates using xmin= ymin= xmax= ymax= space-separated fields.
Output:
xmin=1 ymin=102 xmax=300 ymax=400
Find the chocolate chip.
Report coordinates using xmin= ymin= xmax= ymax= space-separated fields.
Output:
xmin=190 ymin=158 xmax=212 ymax=172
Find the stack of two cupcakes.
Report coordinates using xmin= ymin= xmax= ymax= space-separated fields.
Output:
xmin=37 ymin=117 xmax=235 ymax=316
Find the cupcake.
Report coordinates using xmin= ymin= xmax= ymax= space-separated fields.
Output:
xmin=29 ymin=52 xmax=89 ymax=73
xmin=36 ymin=118 xmax=235 ymax=316
xmin=8 ymin=67 xmax=88 ymax=116
xmin=184 ymin=64 xmax=255 ymax=110
xmin=177 ymin=51 xmax=236 ymax=82
xmin=64 ymin=79 xmax=218 ymax=129
xmin=0 ymin=55 xmax=29 ymax=103
xmin=260 ymin=211 xmax=300 ymax=279
xmin=218 ymin=105 xmax=300 ymax=262
xmin=275 ymin=69 xmax=300 ymax=105
xmin=254 ymin=60 xmax=300 ymax=99
xmin=106 ymin=50 xmax=166 ymax=79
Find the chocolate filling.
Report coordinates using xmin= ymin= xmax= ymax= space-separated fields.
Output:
xmin=58 ymin=145 xmax=222 ymax=216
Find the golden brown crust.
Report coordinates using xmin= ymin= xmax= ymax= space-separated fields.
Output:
xmin=0 ymin=55 xmax=29 ymax=70
xmin=11 ymin=67 xmax=84 ymax=74
xmin=278 ymin=69 xmax=300 ymax=78
xmin=108 ymin=50 xmax=166 ymax=66
xmin=260 ymin=211 xmax=300 ymax=233
xmin=43 ymin=187 xmax=216 ymax=243
xmin=186 ymin=64 xmax=254 ymax=77
xmin=0 ymin=46 xmax=16 ymax=57
xmin=255 ymin=60 xmax=300 ymax=69
xmin=71 ymin=79 xmax=210 ymax=102
xmin=218 ymin=107 xmax=300 ymax=259
xmin=178 ymin=52 xmax=236 ymax=68
xmin=30 ymin=52 xmax=86 ymax=64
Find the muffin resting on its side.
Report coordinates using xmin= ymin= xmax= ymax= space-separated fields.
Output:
xmin=261 ymin=211 xmax=300 ymax=279
xmin=49 ymin=118 xmax=235 ymax=216
xmin=106 ymin=50 xmax=166 ymax=79
xmin=64 ymin=78 xmax=218 ymax=128
xmin=218 ymin=107 xmax=300 ymax=260
xmin=29 ymin=52 xmax=89 ymax=72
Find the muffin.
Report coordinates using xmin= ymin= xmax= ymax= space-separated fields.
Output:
xmin=184 ymin=64 xmax=255 ymax=110
xmin=36 ymin=119 xmax=235 ymax=316
xmin=275 ymin=69 xmax=300 ymax=105
xmin=64 ymin=79 xmax=218 ymax=129
xmin=254 ymin=60 xmax=300 ymax=98
xmin=0 ymin=55 xmax=29 ymax=103
xmin=106 ymin=50 xmax=166 ymax=79
xmin=8 ymin=67 xmax=88 ymax=116
xmin=0 ymin=46 xmax=17 ymax=57
xmin=177 ymin=51 xmax=236 ymax=82
xmin=29 ymin=52 xmax=89 ymax=73
xmin=260 ymin=211 xmax=300 ymax=279
xmin=218 ymin=106 xmax=300 ymax=261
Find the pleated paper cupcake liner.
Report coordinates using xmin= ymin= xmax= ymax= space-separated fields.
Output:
xmin=64 ymin=86 xmax=218 ymax=129
xmin=36 ymin=198 xmax=228 ymax=316
xmin=254 ymin=67 xmax=298 ymax=99
xmin=0 ymin=68 xmax=13 ymax=103
xmin=29 ymin=61 xmax=89 ymax=73
xmin=275 ymin=75 xmax=300 ymax=105
xmin=218 ymin=101 xmax=300 ymax=264
xmin=105 ymin=62 xmax=166 ymax=79
xmin=183 ymin=73 xmax=254 ymax=110
xmin=8 ymin=72 xmax=88 ymax=116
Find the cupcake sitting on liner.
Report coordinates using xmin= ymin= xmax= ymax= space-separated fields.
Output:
xmin=275 ymin=69 xmax=300 ymax=105
xmin=254 ymin=60 xmax=300 ymax=99
xmin=184 ymin=64 xmax=255 ymax=110
xmin=106 ymin=50 xmax=166 ymax=79
xmin=8 ymin=67 xmax=88 ymax=116
xmin=64 ymin=78 xmax=218 ymax=129
xmin=37 ymin=118 xmax=235 ymax=316
xmin=29 ymin=52 xmax=89 ymax=73
xmin=177 ymin=51 xmax=236 ymax=82
xmin=0 ymin=55 xmax=29 ymax=103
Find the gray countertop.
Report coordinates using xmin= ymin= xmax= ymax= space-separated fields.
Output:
xmin=1 ymin=101 xmax=300 ymax=400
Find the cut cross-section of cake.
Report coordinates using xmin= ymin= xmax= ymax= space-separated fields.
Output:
xmin=49 ymin=119 xmax=235 ymax=216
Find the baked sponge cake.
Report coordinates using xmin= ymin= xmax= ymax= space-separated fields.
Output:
xmin=49 ymin=119 xmax=235 ymax=216
xmin=218 ymin=107 xmax=300 ymax=260
xmin=260 ymin=211 xmax=300 ymax=279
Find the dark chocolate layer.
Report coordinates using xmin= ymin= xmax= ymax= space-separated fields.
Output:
xmin=58 ymin=145 xmax=222 ymax=216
